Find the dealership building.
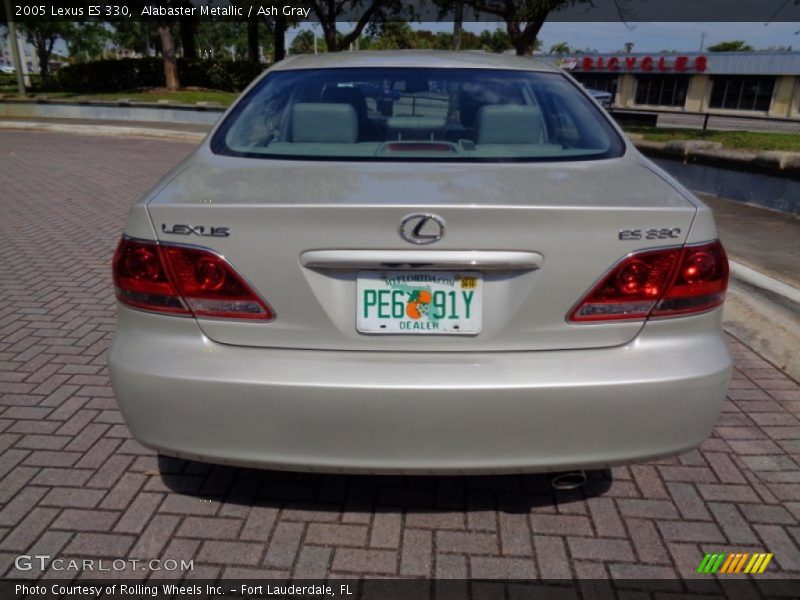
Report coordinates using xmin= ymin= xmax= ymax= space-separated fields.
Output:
xmin=549 ymin=52 xmax=800 ymax=119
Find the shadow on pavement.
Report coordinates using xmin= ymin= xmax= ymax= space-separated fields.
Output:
xmin=157 ymin=455 xmax=613 ymax=513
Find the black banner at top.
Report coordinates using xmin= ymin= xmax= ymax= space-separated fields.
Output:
xmin=3 ymin=0 xmax=800 ymax=23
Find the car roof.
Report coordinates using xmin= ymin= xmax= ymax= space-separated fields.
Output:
xmin=270 ymin=50 xmax=560 ymax=73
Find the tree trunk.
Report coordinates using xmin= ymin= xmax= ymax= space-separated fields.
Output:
xmin=247 ymin=19 xmax=259 ymax=62
xmin=514 ymin=39 xmax=533 ymax=56
xmin=180 ymin=18 xmax=196 ymax=58
xmin=452 ymin=2 xmax=463 ymax=51
xmin=37 ymin=44 xmax=50 ymax=86
xmin=273 ymin=15 xmax=286 ymax=62
xmin=510 ymin=21 xmax=544 ymax=56
xmin=323 ymin=25 xmax=337 ymax=53
xmin=34 ymin=34 xmax=54 ymax=88
xmin=157 ymin=24 xmax=180 ymax=91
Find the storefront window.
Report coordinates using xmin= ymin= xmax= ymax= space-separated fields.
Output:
xmin=572 ymin=74 xmax=618 ymax=95
xmin=708 ymin=76 xmax=776 ymax=112
xmin=634 ymin=75 xmax=690 ymax=107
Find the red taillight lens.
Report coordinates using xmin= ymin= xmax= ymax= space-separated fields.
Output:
xmin=570 ymin=247 xmax=682 ymax=322
xmin=569 ymin=241 xmax=728 ymax=322
xmin=113 ymin=239 xmax=188 ymax=314
xmin=652 ymin=242 xmax=728 ymax=317
xmin=161 ymin=246 xmax=272 ymax=319
xmin=112 ymin=238 xmax=272 ymax=320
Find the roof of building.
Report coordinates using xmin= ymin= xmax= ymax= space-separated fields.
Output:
xmin=544 ymin=51 xmax=800 ymax=76
xmin=271 ymin=50 xmax=559 ymax=73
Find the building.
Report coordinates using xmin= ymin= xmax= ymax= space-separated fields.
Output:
xmin=548 ymin=52 xmax=800 ymax=119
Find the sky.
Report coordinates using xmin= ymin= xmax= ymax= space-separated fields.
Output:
xmin=20 ymin=21 xmax=800 ymax=61
xmin=529 ymin=22 xmax=799 ymax=53
xmin=291 ymin=22 xmax=800 ymax=53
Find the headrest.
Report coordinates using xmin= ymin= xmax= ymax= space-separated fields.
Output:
xmin=476 ymin=105 xmax=545 ymax=145
xmin=321 ymin=87 xmax=368 ymax=121
xmin=290 ymin=103 xmax=358 ymax=143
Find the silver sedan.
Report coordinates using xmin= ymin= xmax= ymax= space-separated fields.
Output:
xmin=109 ymin=51 xmax=732 ymax=474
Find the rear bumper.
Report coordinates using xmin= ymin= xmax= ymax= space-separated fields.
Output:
xmin=109 ymin=307 xmax=732 ymax=474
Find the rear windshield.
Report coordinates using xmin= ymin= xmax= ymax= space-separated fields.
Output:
xmin=211 ymin=67 xmax=625 ymax=162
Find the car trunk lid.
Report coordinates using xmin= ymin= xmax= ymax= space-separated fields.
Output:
xmin=146 ymin=153 xmax=696 ymax=351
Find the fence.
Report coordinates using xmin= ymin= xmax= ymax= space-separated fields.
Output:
xmin=609 ymin=108 xmax=800 ymax=135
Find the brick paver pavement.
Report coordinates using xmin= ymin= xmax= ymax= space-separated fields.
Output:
xmin=1 ymin=130 xmax=799 ymax=582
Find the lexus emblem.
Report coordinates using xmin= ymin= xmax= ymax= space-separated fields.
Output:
xmin=399 ymin=213 xmax=446 ymax=245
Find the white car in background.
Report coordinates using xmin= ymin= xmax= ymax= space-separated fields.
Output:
xmin=586 ymin=87 xmax=613 ymax=108
xmin=0 ymin=65 xmax=15 ymax=74
xmin=109 ymin=51 xmax=731 ymax=475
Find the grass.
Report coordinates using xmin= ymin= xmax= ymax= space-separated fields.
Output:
xmin=625 ymin=127 xmax=800 ymax=153
xmin=0 ymin=87 xmax=239 ymax=106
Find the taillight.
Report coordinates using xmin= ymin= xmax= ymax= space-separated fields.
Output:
xmin=652 ymin=242 xmax=728 ymax=317
xmin=113 ymin=238 xmax=272 ymax=320
xmin=569 ymin=241 xmax=728 ymax=322
xmin=113 ymin=239 xmax=189 ymax=315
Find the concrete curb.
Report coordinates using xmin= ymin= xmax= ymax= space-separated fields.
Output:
xmin=729 ymin=260 xmax=800 ymax=305
xmin=0 ymin=120 xmax=206 ymax=142
xmin=0 ymin=98 xmax=223 ymax=126
xmin=724 ymin=260 xmax=799 ymax=381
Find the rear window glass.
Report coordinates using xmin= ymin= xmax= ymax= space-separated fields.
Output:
xmin=211 ymin=67 xmax=624 ymax=162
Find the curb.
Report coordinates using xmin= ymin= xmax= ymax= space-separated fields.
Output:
xmin=729 ymin=260 xmax=800 ymax=305
xmin=0 ymin=120 xmax=207 ymax=142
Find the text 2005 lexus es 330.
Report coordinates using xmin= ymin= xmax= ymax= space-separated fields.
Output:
xmin=109 ymin=52 xmax=732 ymax=474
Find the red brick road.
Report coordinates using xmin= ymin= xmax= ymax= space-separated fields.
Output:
xmin=1 ymin=131 xmax=799 ymax=581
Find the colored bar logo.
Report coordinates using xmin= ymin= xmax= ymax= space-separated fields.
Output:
xmin=697 ymin=552 xmax=773 ymax=574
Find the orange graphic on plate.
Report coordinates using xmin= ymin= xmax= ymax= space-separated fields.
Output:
xmin=406 ymin=289 xmax=432 ymax=320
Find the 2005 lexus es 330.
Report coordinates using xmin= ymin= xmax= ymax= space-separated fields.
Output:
xmin=109 ymin=51 xmax=732 ymax=474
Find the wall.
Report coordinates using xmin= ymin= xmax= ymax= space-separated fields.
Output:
xmin=685 ymin=75 xmax=710 ymax=112
xmin=0 ymin=101 xmax=223 ymax=126
xmin=652 ymin=157 xmax=800 ymax=215
xmin=770 ymin=76 xmax=798 ymax=118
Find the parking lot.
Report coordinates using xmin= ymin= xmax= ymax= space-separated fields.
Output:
xmin=1 ymin=130 xmax=799 ymax=583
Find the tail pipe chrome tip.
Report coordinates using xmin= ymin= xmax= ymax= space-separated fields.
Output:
xmin=551 ymin=470 xmax=587 ymax=491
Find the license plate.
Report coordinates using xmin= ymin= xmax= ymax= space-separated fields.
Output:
xmin=357 ymin=271 xmax=482 ymax=334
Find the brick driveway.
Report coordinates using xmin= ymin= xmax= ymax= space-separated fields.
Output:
xmin=1 ymin=130 xmax=799 ymax=582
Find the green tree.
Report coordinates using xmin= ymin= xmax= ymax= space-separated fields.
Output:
xmin=289 ymin=29 xmax=324 ymax=54
xmin=125 ymin=1 xmax=193 ymax=90
xmin=369 ymin=21 xmax=414 ymax=50
xmin=465 ymin=0 xmax=602 ymax=56
xmin=478 ymin=28 xmax=514 ymax=53
xmin=549 ymin=41 xmax=571 ymax=54
xmin=231 ymin=1 xmax=295 ymax=63
xmin=408 ymin=29 xmax=441 ymax=49
xmin=66 ymin=23 xmax=109 ymax=62
xmin=707 ymin=40 xmax=754 ymax=52
xmin=195 ymin=22 xmax=247 ymax=59
xmin=307 ymin=0 xmax=403 ymax=52
xmin=112 ymin=22 xmax=158 ymax=56
xmin=16 ymin=22 xmax=72 ymax=86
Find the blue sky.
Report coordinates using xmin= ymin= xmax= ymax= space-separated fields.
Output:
xmin=292 ymin=22 xmax=800 ymax=53
xmin=35 ymin=21 xmax=800 ymax=58
xmin=531 ymin=22 xmax=799 ymax=52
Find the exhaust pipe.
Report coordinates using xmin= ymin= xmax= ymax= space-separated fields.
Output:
xmin=551 ymin=470 xmax=586 ymax=491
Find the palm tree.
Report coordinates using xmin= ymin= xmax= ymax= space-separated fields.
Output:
xmin=549 ymin=42 xmax=571 ymax=54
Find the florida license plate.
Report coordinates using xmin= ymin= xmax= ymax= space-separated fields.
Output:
xmin=357 ymin=271 xmax=482 ymax=334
